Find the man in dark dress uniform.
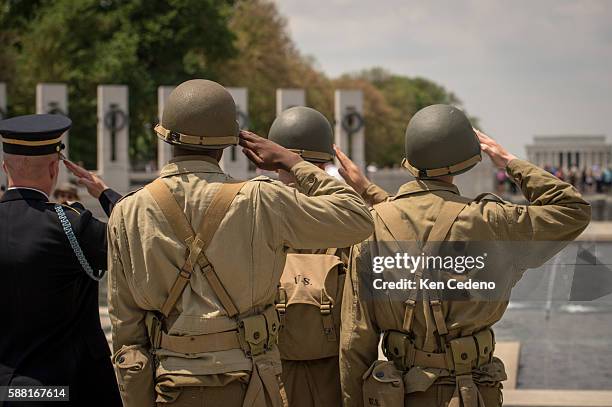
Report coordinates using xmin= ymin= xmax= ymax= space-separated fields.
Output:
xmin=0 ymin=114 xmax=122 ymax=406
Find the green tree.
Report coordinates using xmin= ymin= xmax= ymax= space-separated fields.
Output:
xmin=1 ymin=0 xmax=478 ymax=170
xmin=219 ymin=0 xmax=333 ymax=138
xmin=220 ymin=2 xmax=479 ymax=168
xmin=340 ymin=68 xmax=479 ymax=166
xmin=1 ymin=0 xmax=236 ymax=168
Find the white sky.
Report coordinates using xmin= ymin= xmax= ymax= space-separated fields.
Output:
xmin=274 ymin=0 xmax=612 ymax=158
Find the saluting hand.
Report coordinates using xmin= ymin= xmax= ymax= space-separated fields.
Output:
xmin=63 ymin=160 xmax=109 ymax=199
xmin=475 ymin=129 xmax=517 ymax=169
xmin=239 ymin=130 xmax=303 ymax=171
xmin=334 ymin=145 xmax=370 ymax=194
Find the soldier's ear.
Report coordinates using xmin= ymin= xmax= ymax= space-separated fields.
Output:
xmin=48 ymin=158 xmax=59 ymax=181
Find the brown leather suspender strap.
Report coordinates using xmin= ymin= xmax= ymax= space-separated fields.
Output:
xmin=427 ymin=201 xmax=468 ymax=242
xmin=378 ymin=199 xmax=487 ymax=407
xmin=374 ymin=203 xmax=421 ymax=332
xmin=146 ymin=180 xmax=198 ymax=318
xmin=373 ymin=200 xmax=468 ymax=334
xmin=373 ymin=200 xmax=469 ymax=243
xmin=425 ymin=201 xmax=468 ymax=344
xmin=146 ymin=180 xmax=194 ymax=243
xmin=146 ymin=179 xmax=245 ymax=318
xmin=194 ymin=181 xmax=245 ymax=318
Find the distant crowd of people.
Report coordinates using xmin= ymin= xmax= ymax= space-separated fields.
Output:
xmin=496 ymin=164 xmax=612 ymax=195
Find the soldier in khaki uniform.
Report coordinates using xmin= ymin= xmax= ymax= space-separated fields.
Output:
xmin=106 ymin=80 xmax=374 ymax=407
xmin=338 ymin=104 xmax=591 ymax=406
xmin=267 ymin=106 xmax=348 ymax=407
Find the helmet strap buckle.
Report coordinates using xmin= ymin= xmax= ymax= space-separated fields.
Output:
xmin=168 ymin=131 xmax=180 ymax=143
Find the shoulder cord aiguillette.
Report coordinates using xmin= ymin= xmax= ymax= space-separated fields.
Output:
xmin=54 ymin=204 xmax=103 ymax=281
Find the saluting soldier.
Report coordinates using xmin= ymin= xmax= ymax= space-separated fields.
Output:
xmin=339 ymin=104 xmax=591 ymax=406
xmin=106 ymin=79 xmax=373 ymax=407
xmin=333 ymin=145 xmax=389 ymax=207
xmin=266 ymin=106 xmax=352 ymax=407
xmin=0 ymin=114 xmax=122 ymax=406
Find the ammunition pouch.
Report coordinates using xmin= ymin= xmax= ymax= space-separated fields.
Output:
xmin=144 ymin=305 xmax=280 ymax=358
xmin=382 ymin=328 xmax=495 ymax=373
xmin=382 ymin=329 xmax=495 ymax=407
xmin=362 ymin=360 xmax=405 ymax=407
xmin=239 ymin=306 xmax=284 ymax=407
xmin=238 ymin=305 xmax=280 ymax=357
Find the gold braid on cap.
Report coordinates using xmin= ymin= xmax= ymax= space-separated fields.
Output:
xmin=155 ymin=124 xmax=238 ymax=147
xmin=289 ymin=149 xmax=333 ymax=162
xmin=1 ymin=135 xmax=63 ymax=146
xmin=402 ymin=153 xmax=482 ymax=177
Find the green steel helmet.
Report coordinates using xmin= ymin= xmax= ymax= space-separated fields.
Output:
xmin=155 ymin=79 xmax=239 ymax=150
xmin=403 ymin=104 xmax=481 ymax=178
xmin=268 ymin=106 xmax=334 ymax=163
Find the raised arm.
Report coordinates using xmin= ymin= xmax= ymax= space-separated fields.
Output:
xmin=334 ymin=145 xmax=389 ymax=206
xmin=64 ymin=159 xmax=122 ymax=216
xmin=240 ymin=131 xmax=373 ymax=250
xmin=274 ymin=161 xmax=374 ymax=249
xmin=476 ymin=129 xmax=591 ymax=267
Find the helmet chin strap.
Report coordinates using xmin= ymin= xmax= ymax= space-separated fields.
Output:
xmin=401 ymin=153 xmax=482 ymax=178
xmin=154 ymin=124 xmax=238 ymax=149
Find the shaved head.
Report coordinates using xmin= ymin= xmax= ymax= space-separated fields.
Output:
xmin=4 ymin=153 xmax=57 ymax=177
xmin=2 ymin=152 xmax=60 ymax=195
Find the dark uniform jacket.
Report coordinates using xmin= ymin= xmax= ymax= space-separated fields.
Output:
xmin=0 ymin=187 xmax=122 ymax=406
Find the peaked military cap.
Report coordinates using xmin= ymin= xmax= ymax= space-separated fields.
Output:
xmin=0 ymin=114 xmax=71 ymax=156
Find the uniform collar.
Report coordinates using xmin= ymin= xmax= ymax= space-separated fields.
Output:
xmin=1 ymin=187 xmax=49 ymax=203
xmin=159 ymin=155 xmax=225 ymax=178
xmin=392 ymin=179 xmax=460 ymax=200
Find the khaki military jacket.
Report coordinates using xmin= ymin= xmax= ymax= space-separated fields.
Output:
xmin=340 ymin=159 xmax=591 ymax=406
xmin=107 ymin=156 xmax=373 ymax=405
xmin=361 ymin=182 xmax=390 ymax=206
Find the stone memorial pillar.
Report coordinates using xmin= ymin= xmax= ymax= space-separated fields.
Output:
xmin=334 ymin=89 xmax=365 ymax=171
xmin=36 ymin=83 xmax=69 ymax=184
xmin=222 ymin=87 xmax=250 ymax=179
xmin=97 ymin=85 xmax=129 ymax=193
xmin=276 ymin=88 xmax=305 ymax=116
xmin=157 ymin=86 xmax=174 ymax=171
